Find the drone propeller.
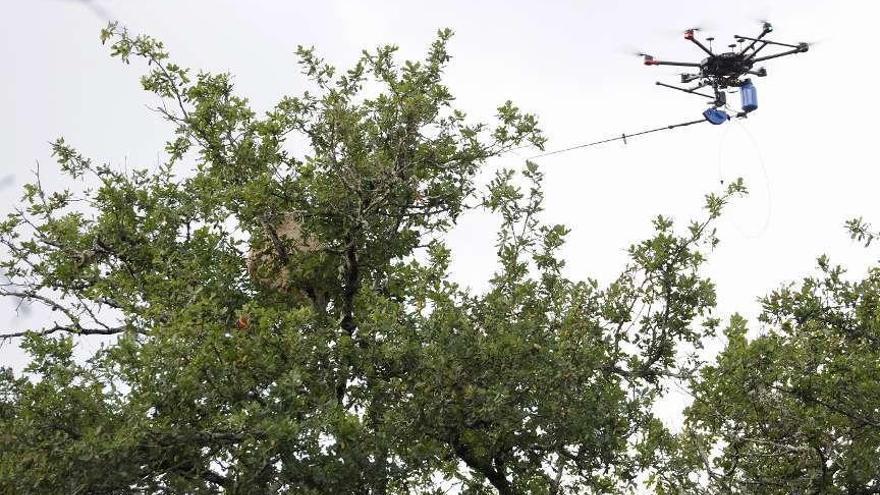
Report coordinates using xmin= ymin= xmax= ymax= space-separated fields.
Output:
xmin=683 ymin=26 xmax=710 ymax=42
xmin=638 ymin=53 xmax=657 ymax=65
xmin=752 ymin=18 xmax=774 ymax=33
xmin=658 ymin=22 xmax=713 ymax=37
xmin=621 ymin=46 xmax=651 ymax=57
xmin=624 ymin=50 xmax=655 ymax=61
xmin=622 ymin=50 xmax=660 ymax=67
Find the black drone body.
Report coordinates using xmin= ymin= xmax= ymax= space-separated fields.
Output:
xmin=641 ymin=22 xmax=809 ymax=121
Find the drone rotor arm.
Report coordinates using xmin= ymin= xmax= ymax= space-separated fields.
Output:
xmin=744 ymin=40 xmax=769 ymax=60
xmin=688 ymin=37 xmax=715 ymax=56
xmin=737 ymin=36 xmax=806 ymax=62
xmin=738 ymin=23 xmax=773 ymax=56
xmin=750 ymin=45 xmax=808 ymax=63
xmin=646 ymin=59 xmax=702 ymax=67
xmin=736 ymin=36 xmax=804 ymax=50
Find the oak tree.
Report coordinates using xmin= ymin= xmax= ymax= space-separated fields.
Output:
xmin=648 ymin=221 xmax=880 ymax=494
xmin=0 ymin=24 xmax=743 ymax=494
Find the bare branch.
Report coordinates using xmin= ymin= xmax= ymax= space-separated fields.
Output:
xmin=0 ymin=323 xmax=131 ymax=340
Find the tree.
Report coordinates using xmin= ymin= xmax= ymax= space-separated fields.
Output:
xmin=0 ymin=24 xmax=743 ymax=493
xmin=648 ymin=222 xmax=880 ymax=494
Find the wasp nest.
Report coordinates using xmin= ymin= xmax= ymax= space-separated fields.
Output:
xmin=246 ymin=213 xmax=320 ymax=294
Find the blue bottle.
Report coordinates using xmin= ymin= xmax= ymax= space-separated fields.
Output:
xmin=740 ymin=79 xmax=758 ymax=113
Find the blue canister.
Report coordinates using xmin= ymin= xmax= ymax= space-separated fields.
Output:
xmin=703 ymin=107 xmax=730 ymax=125
xmin=740 ymin=79 xmax=758 ymax=113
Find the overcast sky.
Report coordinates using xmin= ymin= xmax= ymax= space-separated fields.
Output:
xmin=3 ymin=0 xmax=880 ymax=429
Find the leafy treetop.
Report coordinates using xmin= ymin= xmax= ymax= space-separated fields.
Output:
xmin=0 ymin=23 xmax=745 ymax=494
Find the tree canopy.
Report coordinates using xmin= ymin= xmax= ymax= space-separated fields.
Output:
xmin=7 ymin=22 xmax=874 ymax=495
xmin=646 ymin=222 xmax=880 ymax=494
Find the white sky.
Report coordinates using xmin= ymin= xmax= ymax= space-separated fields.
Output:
xmin=3 ymin=0 xmax=880 ymax=430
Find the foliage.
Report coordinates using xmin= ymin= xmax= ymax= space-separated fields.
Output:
xmin=0 ymin=23 xmax=744 ymax=494
xmin=648 ymin=224 xmax=880 ymax=494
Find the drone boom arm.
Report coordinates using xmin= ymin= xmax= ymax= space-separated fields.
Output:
xmin=747 ymin=42 xmax=769 ymax=60
xmin=737 ymin=36 xmax=807 ymax=62
xmin=645 ymin=59 xmax=702 ymax=67
xmin=750 ymin=45 xmax=808 ymax=63
xmin=739 ymin=23 xmax=773 ymax=56
xmin=736 ymin=36 xmax=803 ymax=50
xmin=685 ymin=31 xmax=714 ymax=56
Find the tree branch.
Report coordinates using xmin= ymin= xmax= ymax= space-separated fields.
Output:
xmin=0 ymin=323 xmax=131 ymax=340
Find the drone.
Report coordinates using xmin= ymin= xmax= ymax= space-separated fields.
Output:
xmin=528 ymin=22 xmax=811 ymax=158
xmin=640 ymin=21 xmax=810 ymax=124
